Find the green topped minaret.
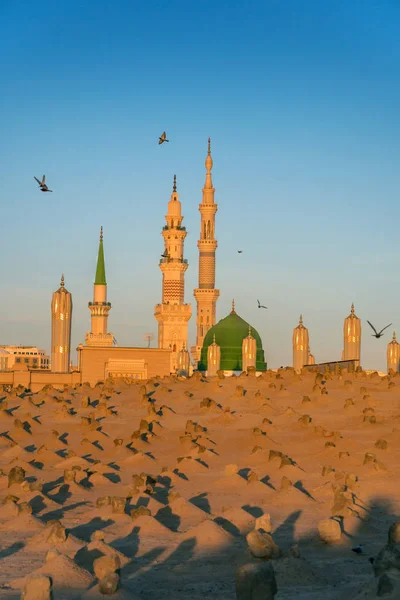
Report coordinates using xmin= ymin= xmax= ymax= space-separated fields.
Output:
xmin=95 ymin=226 xmax=107 ymax=285
xmin=85 ymin=226 xmax=114 ymax=347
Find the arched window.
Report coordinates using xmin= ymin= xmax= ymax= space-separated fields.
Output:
xmin=207 ymin=221 xmax=211 ymax=238
xmin=203 ymin=222 xmax=207 ymax=239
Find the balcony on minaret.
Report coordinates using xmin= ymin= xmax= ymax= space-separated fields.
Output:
xmin=163 ymin=224 xmax=186 ymax=231
xmin=160 ymin=257 xmax=188 ymax=265
xmin=88 ymin=301 xmax=112 ymax=307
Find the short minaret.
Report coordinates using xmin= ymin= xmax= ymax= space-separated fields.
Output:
xmin=177 ymin=343 xmax=190 ymax=377
xmin=293 ymin=315 xmax=309 ymax=373
xmin=207 ymin=334 xmax=221 ymax=377
xmin=192 ymin=138 xmax=220 ymax=362
xmin=242 ymin=325 xmax=257 ymax=372
xmin=307 ymin=345 xmax=316 ymax=365
xmin=387 ymin=331 xmax=400 ymax=374
xmin=154 ymin=176 xmax=192 ymax=367
xmin=51 ymin=275 xmax=72 ymax=372
xmin=343 ymin=303 xmax=361 ymax=367
xmin=85 ymin=227 xmax=114 ymax=347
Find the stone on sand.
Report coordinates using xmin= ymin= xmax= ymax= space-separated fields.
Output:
xmin=21 ymin=574 xmax=51 ymax=600
xmin=318 ymin=518 xmax=342 ymax=543
xmin=246 ymin=529 xmax=281 ymax=559
xmin=99 ymin=572 xmax=120 ymax=595
xmin=8 ymin=466 xmax=25 ymax=487
xmin=93 ymin=554 xmax=121 ymax=580
xmin=255 ymin=513 xmax=272 ymax=533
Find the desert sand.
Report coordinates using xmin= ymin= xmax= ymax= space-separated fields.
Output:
xmin=0 ymin=367 xmax=399 ymax=598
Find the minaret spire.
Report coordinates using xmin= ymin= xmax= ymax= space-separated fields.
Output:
xmin=204 ymin=137 xmax=214 ymax=192
xmin=173 ymin=174 xmax=177 ymax=192
xmin=192 ymin=139 xmax=220 ymax=362
xmin=60 ymin=274 xmax=65 ymax=288
xmin=95 ymin=226 xmax=106 ymax=285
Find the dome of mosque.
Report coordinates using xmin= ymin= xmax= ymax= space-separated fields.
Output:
xmin=198 ymin=304 xmax=267 ymax=372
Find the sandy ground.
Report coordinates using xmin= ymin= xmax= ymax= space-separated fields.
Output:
xmin=0 ymin=367 xmax=399 ymax=599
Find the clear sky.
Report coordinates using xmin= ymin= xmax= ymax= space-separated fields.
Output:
xmin=1 ymin=0 xmax=400 ymax=372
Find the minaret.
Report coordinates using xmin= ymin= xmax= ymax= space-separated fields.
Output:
xmin=242 ymin=325 xmax=257 ymax=372
xmin=307 ymin=345 xmax=316 ymax=365
xmin=343 ymin=303 xmax=361 ymax=367
xmin=154 ymin=176 xmax=192 ymax=368
xmin=192 ymin=138 xmax=220 ymax=362
xmin=293 ymin=315 xmax=309 ymax=373
xmin=51 ymin=275 xmax=72 ymax=372
xmin=85 ymin=227 xmax=114 ymax=347
xmin=207 ymin=334 xmax=221 ymax=377
xmin=387 ymin=331 xmax=400 ymax=374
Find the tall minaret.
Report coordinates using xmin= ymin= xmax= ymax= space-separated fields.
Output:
xmin=85 ymin=227 xmax=114 ymax=347
xmin=387 ymin=331 xmax=400 ymax=374
xmin=192 ymin=138 xmax=220 ymax=362
xmin=154 ymin=175 xmax=192 ymax=368
xmin=51 ymin=275 xmax=72 ymax=372
xmin=293 ymin=315 xmax=309 ymax=373
xmin=343 ymin=303 xmax=361 ymax=367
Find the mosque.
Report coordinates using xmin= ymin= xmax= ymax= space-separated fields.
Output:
xmin=0 ymin=139 xmax=269 ymax=391
xmin=0 ymin=140 xmax=398 ymax=391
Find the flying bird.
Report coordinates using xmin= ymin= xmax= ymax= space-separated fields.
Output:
xmin=367 ymin=321 xmax=392 ymax=339
xmin=352 ymin=545 xmax=363 ymax=554
xmin=257 ymin=299 xmax=268 ymax=310
xmin=158 ymin=131 xmax=169 ymax=145
xmin=34 ymin=175 xmax=52 ymax=192
xmin=237 ymin=250 xmax=243 ymax=253
xmin=161 ymin=250 xmax=169 ymax=258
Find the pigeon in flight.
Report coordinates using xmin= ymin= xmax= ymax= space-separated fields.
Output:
xmin=158 ymin=131 xmax=169 ymax=145
xmin=352 ymin=545 xmax=363 ymax=554
xmin=34 ymin=175 xmax=52 ymax=192
xmin=257 ymin=299 xmax=268 ymax=310
xmin=161 ymin=249 xmax=169 ymax=258
xmin=237 ymin=250 xmax=243 ymax=253
xmin=367 ymin=321 xmax=392 ymax=339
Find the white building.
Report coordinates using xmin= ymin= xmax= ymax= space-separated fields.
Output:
xmin=0 ymin=346 xmax=50 ymax=370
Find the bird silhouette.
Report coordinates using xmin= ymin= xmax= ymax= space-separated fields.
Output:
xmin=367 ymin=321 xmax=392 ymax=338
xmin=161 ymin=249 xmax=169 ymax=258
xmin=352 ymin=545 xmax=363 ymax=554
xmin=237 ymin=250 xmax=243 ymax=253
xmin=158 ymin=131 xmax=169 ymax=144
xmin=257 ymin=299 xmax=268 ymax=309
xmin=34 ymin=175 xmax=52 ymax=192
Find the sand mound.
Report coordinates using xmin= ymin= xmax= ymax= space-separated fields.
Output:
xmin=74 ymin=539 xmax=130 ymax=572
xmin=179 ymin=519 xmax=236 ymax=551
xmin=214 ymin=506 xmax=255 ymax=535
xmin=130 ymin=514 xmax=175 ymax=537
xmin=9 ymin=552 xmax=94 ymax=591
xmin=0 ymin=512 xmax=44 ymax=531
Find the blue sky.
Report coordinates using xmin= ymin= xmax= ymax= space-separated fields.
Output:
xmin=1 ymin=0 xmax=400 ymax=371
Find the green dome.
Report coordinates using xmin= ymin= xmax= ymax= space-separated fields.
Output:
xmin=198 ymin=309 xmax=267 ymax=372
